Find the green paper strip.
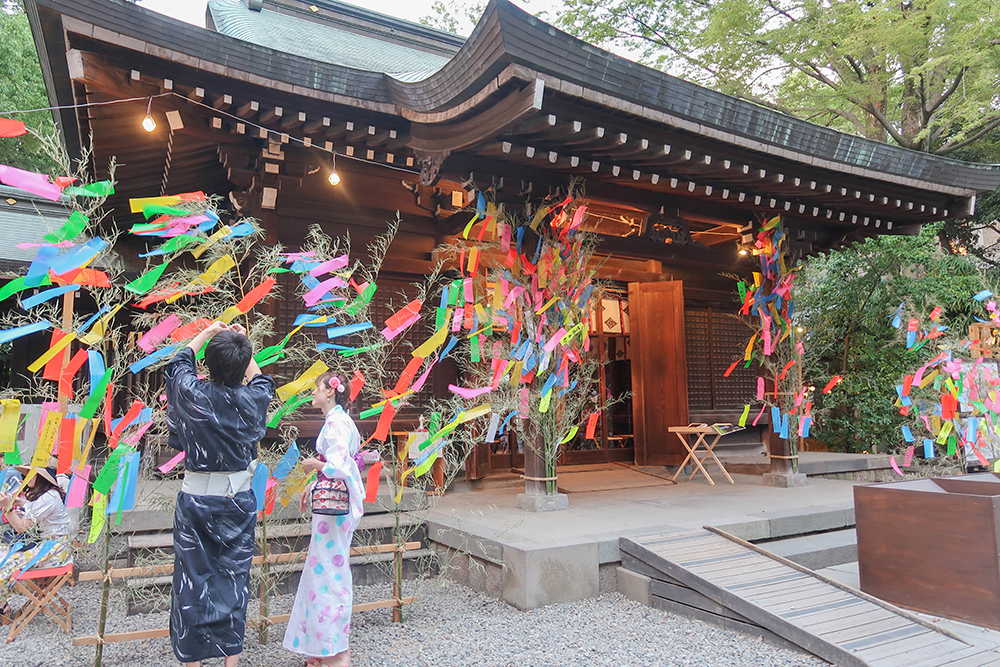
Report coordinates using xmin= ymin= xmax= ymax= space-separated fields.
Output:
xmin=471 ymin=334 xmax=481 ymax=363
xmin=92 ymin=446 xmax=128 ymax=495
xmin=359 ymin=405 xmax=385 ymax=420
xmin=435 ymin=307 xmax=446 ymax=329
xmin=560 ymin=426 xmax=579 ymax=444
xmin=79 ymin=368 xmax=113 ymax=419
xmin=267 ymin=267 xmax=293 ymax=274
xmin=340 ymin=344 xmax=382 ymax=358
xmin=43 ymin=210 xmax=88 ymax=244
xmin=447 ymin=281 xmax=459 ymax=306
xmin=267 ymin=392 xmax=312 ymax=428
xmin=344 ymin=282 xmax=378 ymax=317
xmin=160 ymin=234 xmax=198 ymax=254
xmin=738 ymin=404 xmax=751 ymax=427
xmin=124 ymin=262 xmax=169 ymax=294
xmin=64 ymin=180 xmax=114 ymax=198
xmin=0 ymin=274 xmax=52 ymax=302
xmin=947 ymin=435 xmax=957 ymax=456
xmin=142 ymin=204 xmax=188 ymax=219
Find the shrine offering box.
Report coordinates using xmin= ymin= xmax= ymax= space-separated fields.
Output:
xmin=855 ymin=473 xmax=1000 ymax=629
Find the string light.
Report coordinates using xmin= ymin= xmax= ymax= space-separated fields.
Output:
xmin=141 ymin=97 xmax=156 ymax=132
xmin=328 ymin=151 xmax=341 ymax=186
xmin=2 ymin=91 xmax=420 ymax=177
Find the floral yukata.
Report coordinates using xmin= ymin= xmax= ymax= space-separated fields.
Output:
xmin=165 ymin=347 xmax=274 ymax=664
xmin=283 ymin=404 xmax=365 ymax=660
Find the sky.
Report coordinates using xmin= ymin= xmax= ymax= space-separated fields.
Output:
xmin=136 ymin=0 xmax=558 ymax=32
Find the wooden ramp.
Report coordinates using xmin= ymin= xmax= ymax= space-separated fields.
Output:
xmin=621 ymin=528 xmax=1000 ymax=667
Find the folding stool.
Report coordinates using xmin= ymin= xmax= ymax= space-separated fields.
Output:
xmin=6 ymin=561 xmax=73 ymax=642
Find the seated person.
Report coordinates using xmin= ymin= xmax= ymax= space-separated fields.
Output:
xmin=0 ymin=465 xmax=72 ymax=622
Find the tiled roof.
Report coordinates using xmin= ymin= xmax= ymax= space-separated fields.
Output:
xmin=207 ymin=0 xmax=453 ymax=77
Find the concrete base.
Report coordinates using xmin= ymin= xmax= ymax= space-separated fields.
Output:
xmin=516 ymin=492 xmax=570 ymax=512
xmin=761 ymin=472 xmax=809 ymax=488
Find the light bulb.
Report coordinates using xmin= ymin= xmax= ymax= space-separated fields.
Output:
xmin=142 ymin=114 xmax=156 ymax=132
xmin=328 ymin=170 xmax=341 ymax=186
xmin=738 ymin=248 xmax=748 ymax=256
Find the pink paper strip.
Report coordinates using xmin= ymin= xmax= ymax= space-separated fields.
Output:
xmin=0 ymin=165 xmax=61 ymax=200
xmin=751 ymin=404 xmax=766 ymax=426
xmin=756 ymin=377 xmax=765 ymax=400
xmin=280 ymin=251 xmax=316 ymax=263
xmin=158 ymin=450 xmax=186 ymax=473
xmin=504 ymin=286 xmax=525 ymax=309
xmin=451 ymin=307 xmax=463 ymax=332
xmin=65 ymin=465 xmax=92 ymax=508
xmin=410 ymin=358 xmax=437 ymax=394
xmin=309 ymin=254 xmax=349 ymax=277
xmin=381 ymin=313 xmax=420 ymax=341
xmin=137 ymin=314 xmax=180 ymax=353
xmin=544 ymin=328 xmax=567 ymax=353
xmin=449 ymin=384 xmax=492 ymax=400
xmin=463 ymin=278 xmax=474 ymax=302
xmin=890 ymin=456 xmax=904 ymax=476
xmin=302 ymin=276 xmax=346 ymax=307
xmin=38 ymin=400 xmax=60 ymax=436
xmin=124 ymin=420 xmax=155 ymax=446
xmin=16 ymin=242 xmax=75 ymax=249
xmin=519 ymin=387 xmax=530 ymax=418
xmin=903 ymin=445 xmax=915 ymax=467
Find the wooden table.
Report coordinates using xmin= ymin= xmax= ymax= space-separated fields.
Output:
xmin=667 ymin=425 xmax=736 ymax=486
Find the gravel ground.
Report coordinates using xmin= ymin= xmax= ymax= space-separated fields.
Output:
xmin=0 ymin=576 xmax=826 ymax=667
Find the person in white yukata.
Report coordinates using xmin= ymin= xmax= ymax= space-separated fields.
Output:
xmin=284 ymin=371 xmax=365 ymax=667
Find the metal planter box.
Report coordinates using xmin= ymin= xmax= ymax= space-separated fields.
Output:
xmin=855 ymin=473 xmax=1000 ymax=630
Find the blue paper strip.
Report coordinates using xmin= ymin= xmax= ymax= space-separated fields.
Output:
xmin=78 ymin=305 xmax=110 ymax=335
xmin=251 ymin=461 xmax=269 ymax=511
xmin=129 ymin=343 xmax=180 ymax=374
xmin=48 ymin=237 xmax=107 ymax=276
xmin=87 ymin=350 xmax=105 ymax=387
xmin=326 ymin=322 xmax=373 ymax=338
xmin=20 ymin=284 xmax=79 ymax=309
xmin=901 ymin=425 xmax=914 ymax=442
xmin=24 ymin=245 xmax=58 ymax=288
xmin=0 ymin=321 xmax=50 ymax=345
xmin=974 ymin=290 xmax=993 ymax=302
xmin=923 ymin=439 xmax=935 ymax=459
xmin=273 ymin=440 xmax=299 ymax=481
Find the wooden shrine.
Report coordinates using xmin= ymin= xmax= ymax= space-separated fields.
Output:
xmin=21 ymin=0 xmax=1000 ymax=479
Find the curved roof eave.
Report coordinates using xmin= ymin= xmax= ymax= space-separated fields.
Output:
xmin=26 ymin=0 xmax=1000 ymax=194
xmin=385 ymin=0 xmax=1000 ymax=194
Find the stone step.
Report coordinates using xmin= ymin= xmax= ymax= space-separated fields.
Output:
xmin=123 ymin=547 xmax=437 ymax=615
xmin=757 ymin=528 xmax=858 ymax=570
xmin=713 ymin=503 xmax=855 ymax=542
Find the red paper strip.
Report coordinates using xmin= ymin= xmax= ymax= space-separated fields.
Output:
xmin=585 ymin=412 xmax=600 ymax=440
xmin=170 ymin=318 xmax=212 ymax=342
xmin=385 ymin=300 xmax=423 ymax=332
xmin=822 ymin=376 xmax=842 ymax=394
xmin=393 ymin=356 xmax=422 ymax=394
xmin=59 ymin=348 xmax=89 ymax=398
xmin=349 ymin=370 xmax=365 ymax=402
xmin=901 ymin=374 xmax=914 ymax=397
xmin=51 ymin=268 xmax=111 ymax=287
xmin=0 ymin=118 xmax=27 ymax=137
xmin=236 ymin=276 xmax=276 ymax=313
xmin=42 ymin=330 xmax=69 ymax=382
xmin=103 ymin=382 xmax=114 ymax=445
xmin=110 ymin=400 xmax=144 ymax=447
xmin=778 ymin=360 xmax=797 ymax=381
xmin=372 ymin=402 xmax=396 ymax=442
xmin=723 ymin=360 xmax=740 ymax=378
xmin=364 ymin=460 xmax=384 ymax=502
xmin=941 ymin=392 xmax=957 ymax=420
xmin=57 ymin=417 xmax=76 ymax=474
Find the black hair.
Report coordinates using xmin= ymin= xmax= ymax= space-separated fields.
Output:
xmin=315 ymin=370 xmax=352 ymax=409
xmin=205 ymin=330 xmax=253 ymax=387
xmin=25 ymin=469 xmax=65 ymax=502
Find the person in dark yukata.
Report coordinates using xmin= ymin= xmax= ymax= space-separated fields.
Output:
xmin=165 ymin=321 xmax=274 ymax=667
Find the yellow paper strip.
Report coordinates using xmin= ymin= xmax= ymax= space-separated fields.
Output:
xmin=129 ymin=195 xmax=181 ymax=213
xmin=28 ymin=333 xmax=76 ymax=373
xmin=88 ymin=493 xmax=107 ymax=543
xmin=411 ymin=320 xmax=449 ymax=359
xmin=276 ymin=360 xmax=329 ymax=403
xmin=196 ymin=255 xmax=237 ymax=286
xmin=536 ymin=296 xmax=559 ymax=314
xmin=458 ymin=404 xmax=492 ymax=423
xmin=190 ymin=225 xmax=231 ymax=260
xmin=219 ymin=305 xmax=243 ymax=323
xmin=0 ymin=399 xmax=19 ymax=453
xmin=32 ymin=412 xmax=62 ymax=467
xmin=78 ymin=305 xmax=122 ymax=346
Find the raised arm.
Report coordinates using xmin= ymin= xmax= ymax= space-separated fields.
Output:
xmin=187 ymin=320 xmax=229 ymax=353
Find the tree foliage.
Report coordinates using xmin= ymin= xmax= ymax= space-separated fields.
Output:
xmin=0 ymin=0 xmax=57 ymax=173
xmin=557 ymin=0 xmax=1000 ymax=155
xmin=419 ymin=0 xmax=484 ymax=36
xmin=795 ymin=223 xmax=986 ymax=452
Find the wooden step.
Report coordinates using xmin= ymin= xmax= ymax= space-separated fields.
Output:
xmin=621 ymin=528 xmax=994 ymax=666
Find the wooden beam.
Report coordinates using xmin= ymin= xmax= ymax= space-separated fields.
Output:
xmin=211 ymin=93 xmax=232 ymax=110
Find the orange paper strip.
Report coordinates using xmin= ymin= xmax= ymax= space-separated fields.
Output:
xmin=57 ymin=417 xmax=76 ymax=474
xmin=364 ymin=460 xmax=384 ymax=502
xmin=372 ymin=402 xmax=396 ymax=442
xmin=59 ymin=348 xmax=89 ymax=398
xmin=237 ymin=276 xmax=276 ymax=313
